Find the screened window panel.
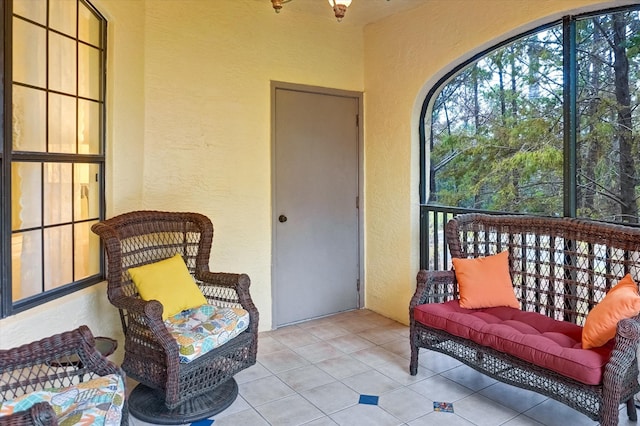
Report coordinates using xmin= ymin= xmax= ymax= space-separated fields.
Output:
xmin=428 ymin=25 xmax=564 ymax=215
xmin=575 ymin=10 xmax=640 ymax=223
xmin=420 ymin=6 xmax=640 ymax=273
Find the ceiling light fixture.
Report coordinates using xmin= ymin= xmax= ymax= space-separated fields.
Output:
xmin=328 ymin=0 xmax=352 ymax=22
xmin=270 ymin=0 xmax=354 ymax=22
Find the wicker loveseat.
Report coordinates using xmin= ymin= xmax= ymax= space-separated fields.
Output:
xmin=410 ymin=214 xmax=640 ymax=426
xmin=0 ymin=325 xmax=127 ymax=425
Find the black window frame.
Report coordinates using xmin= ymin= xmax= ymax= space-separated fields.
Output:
xmin=0 ymin=0 xmax=107 ymax=318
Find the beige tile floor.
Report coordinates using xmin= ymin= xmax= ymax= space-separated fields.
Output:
xmin=130 ymin=309 xmax=638 ymax=426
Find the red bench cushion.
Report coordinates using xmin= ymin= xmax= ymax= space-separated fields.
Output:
xmin=414 ymin=300 xmax=613 ymax=385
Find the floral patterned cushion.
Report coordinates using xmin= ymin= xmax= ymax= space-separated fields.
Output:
xmin=0 ymin=373 xmax=125 ymax=425
xmin=165 ymin=304 xmax=250 ymax=363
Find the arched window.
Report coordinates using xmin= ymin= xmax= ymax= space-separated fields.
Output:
xmin=420 ymin=6 xmax=640 ymax=269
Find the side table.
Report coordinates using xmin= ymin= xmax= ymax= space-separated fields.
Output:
xmin=94 ymin=336 xmax=118 ymax=358
xmin=50 ymin=336 xmax=117 ymax=368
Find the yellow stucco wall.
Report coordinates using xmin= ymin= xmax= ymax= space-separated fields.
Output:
xmin=139 ymin=0 xmax=364 ymax=331
xmin=0 ymin=0 xmax=364 ymax=350
xmin=2 ymin=0 xmax=638 ymax=352
xmin=362 ymin=0 xmax=638 ymax=324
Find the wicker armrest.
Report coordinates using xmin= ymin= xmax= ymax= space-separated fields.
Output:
xmin=196 ymin=271 xmax=259 ymax=333
xmin=110 ymin=293 xmax=176 ymax=348
xmin=411 ymin=270 xmax=457 ymax=308
xmin=111 ymin=294 xmax=180 ymax=363
xmin=617 ymin=315 xmax=640 ymax=341
xmin=196 ymin=271 xmax=248 ymax=289
xmin=0 ymin=402 xmax=58 ymax=426
xmin=607 ymin=316 xmax=640 ymax=374
xmin=110 ymin=294 xmax=165 ymax=324
xmin=602 ymin=316 xmax=640 ymax=407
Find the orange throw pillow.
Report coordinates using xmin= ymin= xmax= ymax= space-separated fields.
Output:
xmin=582 ymin=274 xmax=640 ymax=349
xmin=452 ymin=251 xmax=519 ymax=310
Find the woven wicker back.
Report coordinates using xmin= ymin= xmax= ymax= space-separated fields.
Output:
xmin=0 ymin=326 xmax=117 ymax=401
xmin=446 ymin=214 xmax=640 ymax=325
xmin=91 ymin=211 xmax=213 ymax=327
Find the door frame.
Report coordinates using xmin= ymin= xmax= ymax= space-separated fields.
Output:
xmin=270 ymin=81 xmax=365 ymax=328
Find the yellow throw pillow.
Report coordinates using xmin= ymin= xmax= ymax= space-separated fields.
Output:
xmin=452 ymin=250 xmax=520 ymax=310
xmin=128 ymin=254 xmax=207 ymax=320
xmin=582 ymin=274 xmax=640 ymax=349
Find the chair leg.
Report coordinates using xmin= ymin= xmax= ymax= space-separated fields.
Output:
xmin=410 ymin=343 xmax=418 ymax=376
xmin=627 ymin=397 xmax=637 ymax=421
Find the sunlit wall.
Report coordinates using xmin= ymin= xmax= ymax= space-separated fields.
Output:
xmin=0 ymin=0 xmax=364 ymax=352
xmin=1 ymin=0 xmax=632 ymax=355
xmin=362 ymin=0 xmax=635 ymax=323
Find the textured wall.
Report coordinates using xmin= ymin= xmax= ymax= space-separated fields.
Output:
xmin=362 ymin=0 xmax=631 ymax=324
xmin=0 ymin=0 xmax=364 ymax=349
xmin=140 ymin=1 xmax=364 ymax=330
xmin=2 ymin=0 xmax=633 ymax=352
xmin=102 ymin=0 xmax=146 ymax=217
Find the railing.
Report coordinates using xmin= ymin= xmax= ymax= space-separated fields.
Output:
xmin=419 ymin=204 xmax=509 ymax=270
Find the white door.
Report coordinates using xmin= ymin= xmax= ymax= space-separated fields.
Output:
xmin=273 ymin=85 xmax=360 ymax=327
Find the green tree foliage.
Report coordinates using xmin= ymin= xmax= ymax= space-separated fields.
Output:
xmin=428 ymin=9 xmax=640 ymax=222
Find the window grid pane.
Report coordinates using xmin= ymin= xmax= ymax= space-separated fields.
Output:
xmin=6 ymin=0 xmax=106 ymax=310
xmin=49 ymin=0 xmax=77 ymax=37
xmin=12 ymin=85 xmax=46 ymax=152
xmin=48 ymin=32 xmax=76 ymax=95
xmin=13 ymin=0 xmax=47 ymax=25
xmin=12 ymin=17 xmax=46 ymax=87
xmin=12 ymin=230 xmax=43 ymax=301
xmin=78 ymin=2 xmax=100 ymax=46
xmin=48 ymin=93 xmax=77 ymax=153
xmin=11 ymin=162 xmax=42 ymax=230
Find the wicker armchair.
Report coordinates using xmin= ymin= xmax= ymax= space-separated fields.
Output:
xmin=0 ymin=325 xmax=127 ymax=426
xmin=91 ymin=211 xmax=259 ymax=424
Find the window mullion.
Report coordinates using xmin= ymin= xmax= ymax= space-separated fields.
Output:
xmin=563 ymin=15 xmax=577 ymax=219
